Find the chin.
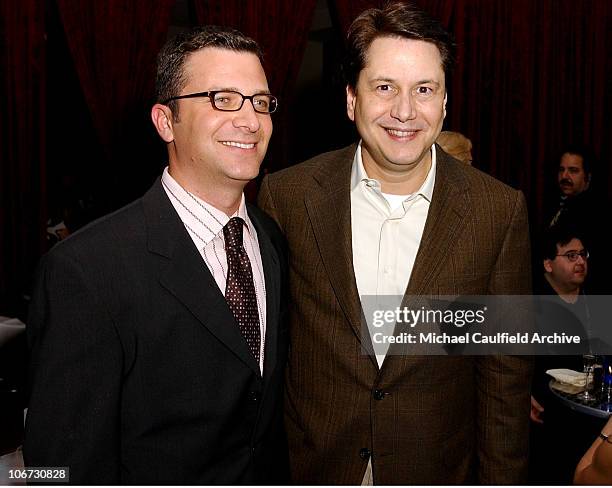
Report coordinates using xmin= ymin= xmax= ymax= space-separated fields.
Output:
xmin=389 ymin=151 xmax=430 ymax=167
xmin=228 ymin=170 xmax=261 ymax=183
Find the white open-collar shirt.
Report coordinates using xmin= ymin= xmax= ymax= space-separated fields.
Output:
xmin=350 ymin=142 xmax=436 ymax=367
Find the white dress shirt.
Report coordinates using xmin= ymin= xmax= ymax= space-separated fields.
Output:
xmin=351 ymin=142 xmax=436 ymax=367
xmin=161 ymin=168 xmax=266 ymax=372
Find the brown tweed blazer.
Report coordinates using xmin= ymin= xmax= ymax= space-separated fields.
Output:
xmin=258 ymin=144 xmax=533 ymax=485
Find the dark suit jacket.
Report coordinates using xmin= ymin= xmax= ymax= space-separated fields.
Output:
xmin=24 ymin=179 xmax=289 ymax=484
xmin=258 ymin=144 xmax=533 ymax=485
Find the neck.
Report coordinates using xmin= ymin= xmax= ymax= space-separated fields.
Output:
xmin=545 ymin=274 xmax=580 ymax=303
xmin=168 ymin=165 xmax=244 ymax=217
xmin=187 ymin=186 xmax=243 ymax=217
xmin=362 ymin=149 xmax=432 ymax=195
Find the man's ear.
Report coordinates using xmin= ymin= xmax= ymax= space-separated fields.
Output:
xmin=346 ymin=85 xmax=356 ymax=122
xmin=543 ymin=259 xmax=553 ymax=274
xmin=151 ymin=104 xmax=175 ymax=143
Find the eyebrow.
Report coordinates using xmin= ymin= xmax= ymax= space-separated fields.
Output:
xmin=369 ymin=77 xmax=395 ymax=84
xmin=368 ymin=78 xmax=441 ymax=87
xmin=209 ymin=86 xmax=271 ymax=94
xmin=415 ymin=79 xmax=441 ymax=86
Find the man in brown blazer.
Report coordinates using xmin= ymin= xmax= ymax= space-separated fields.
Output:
xmin=258 ymin=2 xmax=532 ymax=484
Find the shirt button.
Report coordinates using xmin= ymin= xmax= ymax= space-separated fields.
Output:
xmin=359 ymin=448 xmax=371 ymax=460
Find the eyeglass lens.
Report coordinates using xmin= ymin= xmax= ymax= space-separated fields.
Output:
xmin=564 ymin=251 xmax=588 ymax=261
xmin=212 ymin=91 xmax=276 ymax=113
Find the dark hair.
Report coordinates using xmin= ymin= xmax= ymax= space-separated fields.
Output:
xmin=559 ymin=144 xmax=593 ymax=178
xmin=541 ymin=224 xmax=585 ymax=261
xmin=155 ymin=25 xmax=263 ymax=119
xmin=343 ymin=1 xmax=456 ymax=89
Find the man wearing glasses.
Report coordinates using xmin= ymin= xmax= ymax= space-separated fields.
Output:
xmin=541 ymin=230 xmax=589 ymax=301
xmin=530 ymin=225 xmax=592 ymax=483
xmin=24 ymin=26 xmax=288 ymax=484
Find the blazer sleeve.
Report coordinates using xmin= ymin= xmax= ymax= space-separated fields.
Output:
xmin=477 ymin=190 xmax=533 ymax=484
xmin=24 ymin=250 xmax=123 ymax=483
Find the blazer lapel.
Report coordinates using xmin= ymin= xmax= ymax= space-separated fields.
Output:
xmin=304 ymin=145 xmax=378 ymax=363
xmin=383 ymin=149 xmax=471 ymax=367
xmin=142 ymin=180 xmax=261 ymax=376
xmin=406 ymin=149 xmax=471 ymax=295
xmin=247 ymin=205 xmax=281 ymax=384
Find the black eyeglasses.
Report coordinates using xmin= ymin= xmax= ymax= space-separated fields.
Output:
xmin=556 ymin=250 xmax=589 ymax=262
xmin=162 ymin=90 xmax=278 ymax=114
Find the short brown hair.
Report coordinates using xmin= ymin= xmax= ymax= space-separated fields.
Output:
xmin=155 ymin=25 xmax=263 ymax=119
xmin=343 ymin=1 xmax=456 ymax=88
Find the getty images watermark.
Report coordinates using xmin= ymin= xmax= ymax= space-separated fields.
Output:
xmin=361 ymin=295 xmax=612 ymax=356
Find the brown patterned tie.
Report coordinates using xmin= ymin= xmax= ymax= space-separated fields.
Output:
xmin=223 ymin=217 xmax=261 ymax=362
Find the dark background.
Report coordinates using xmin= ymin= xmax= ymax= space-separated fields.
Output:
xmin=1 ymin=0 xmax=611 ymax=317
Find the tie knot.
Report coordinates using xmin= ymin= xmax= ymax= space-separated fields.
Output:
xmin=223 ymin=217 xmax=245 ymax=250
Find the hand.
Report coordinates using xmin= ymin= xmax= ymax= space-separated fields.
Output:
xmin=575 ymin=417 xmax=612 ymax=484
xmin=530 ymin=395 xmax=544 ymax=424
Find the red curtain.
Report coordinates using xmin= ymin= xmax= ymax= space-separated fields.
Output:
xmin=192 ymin=0 xmax=318 ymax=176
xmin=329 ymin=0 xmax=611 ymax=225
xmin=54 ymin=0 xmax=176 ymax=204
xmin=0 ymin=0 xmax=46 ymax=315
xmin=443 ymin=0 xmax=611 ymax=226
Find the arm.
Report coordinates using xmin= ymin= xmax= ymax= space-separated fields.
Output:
xmin=530 ymin=395 xmax=544 ymax=424
xmin=574 ymin=417 xmax=612 ymax=484
xmin=24 ymin=250 xmax=123 ymax=483
xmin=478 ymin=190 xmax=533 ymax=483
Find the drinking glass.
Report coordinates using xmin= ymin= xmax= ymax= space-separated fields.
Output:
xmin=577 ymin=354 xmax=596 ymax=402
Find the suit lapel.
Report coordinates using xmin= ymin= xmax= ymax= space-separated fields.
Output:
xmin=405 ymin=149 xmax=471 ymax=296
xmin=247 ymin=205 xmax=281 ymax=384
xmin=380 ymin=150 xmax=472 ymax=371
xmin=301 ymin=146 xmax=470 ymax=369
xmin=304 ymin=145 xmax=378 ymax=364
xmin=142 ymin=180 xmax=261 ymax=376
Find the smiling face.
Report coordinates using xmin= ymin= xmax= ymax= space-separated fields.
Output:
xmin=347 ymin=36 xmax=446 ymax=182
xmin=544 ymin=238 xmax=588 ymax=292
xmin=163 ymin=47 xmax=272 ymax=191
xmin=558 ymin=153 xmax=589 ymax=197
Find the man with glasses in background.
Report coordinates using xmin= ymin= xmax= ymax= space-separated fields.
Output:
xmin=530 ymin=225 xmax=593 ymax=483
xmin=545 ymin=146 xmax=610 ymax=293
xmin=24 ymin=26 xmax=288 ymax=484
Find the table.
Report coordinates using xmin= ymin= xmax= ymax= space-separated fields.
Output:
xmin=549 ymin=380 xmax=612 ymax=419
xmin=0 ymin=317 xmax=25 ymax=347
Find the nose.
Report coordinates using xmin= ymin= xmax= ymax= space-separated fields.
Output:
xmin=390 ymin=92 xmax=416 ymax=122
xmin=233 ymin=100 xmax=261 ymax=132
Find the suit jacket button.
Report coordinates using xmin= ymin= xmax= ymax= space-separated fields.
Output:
xmin=373 ymin=389 xmax=386 ymax=400
xmin=250 ymin=391 xmax=259 ymax=402
xmin=359 ymin=448 xmax=371 ymax=460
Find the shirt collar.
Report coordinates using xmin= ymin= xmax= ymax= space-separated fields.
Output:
xmin=161 ymin=167 xmax=253 ymax=245
xmin=350 ymin=140 xmax=436 ymax=202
